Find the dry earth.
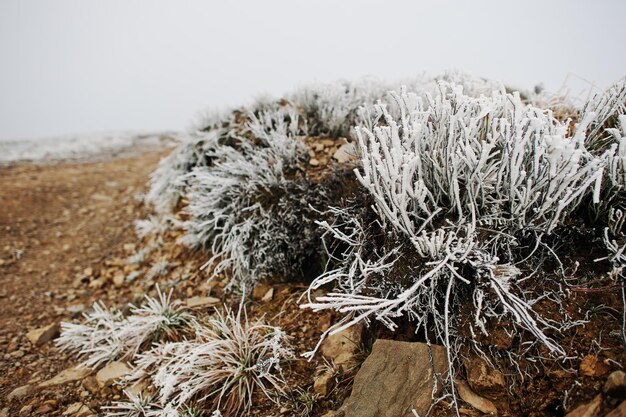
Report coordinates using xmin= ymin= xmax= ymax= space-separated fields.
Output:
xmin=0 ymin=152 xmax=165 ymax=415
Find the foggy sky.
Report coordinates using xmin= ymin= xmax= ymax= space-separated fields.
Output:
xmin=1 ymin=0 xmax=624 ymax=140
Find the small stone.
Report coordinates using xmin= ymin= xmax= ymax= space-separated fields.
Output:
xmin=566 ymin=394 xmax=603 ymax=417
xmin=456 ymin=380 xmax=498 ymax=415
xmin=320 ymin=323 xmax=363 ymax=371
xmin=7 ymin=384 xmax=32 ymax=401
xmin=96 ymin=361 xmax=132 ymax=387
xmin=313 ymin=370 xmax=334 ymax=396
xmin=64 ymin=402 xmax=93 ymax=417
xmin=332 ymin=143 xmax=357 ymax=163
xmin=35 ymin=404 xmax=55 ymax=414
xmin=19 ymin=405 xmax=32 ymax=416
xmin=26 ymin=322 xmax=60 ymax=346
xmin=580 ymin=355 xmax=611 ymax=377
xmin=309 ymin=158 xmax=320 ymax=167
xmin=89 ymin=278 xmax=105 ymax=289
xmin=261 ymin=287 xmax=274 ymax=302
xmin=82 ymin=376 xmax=100 ymax=395
xmin=83 ymin=267 xmax=93 ymax=277
xmin=112 ymin=273 xmax=125 ymax=287
xmin=605 ymin=371 xmax=626 ymax=399
xmin=186 ymin=296 xmax=220 ymax=308
xmin=252 ymin=284 xmax=272 ymax=301
xmin=67 ymin=304 xmax=85 ymax=314
xmin=465 ymin=356 xmax=506 ymax=398
xmin=39 ymin=366 xmax=91 ymax=388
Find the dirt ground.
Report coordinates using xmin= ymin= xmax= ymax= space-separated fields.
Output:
xmin=0 ymin=152 xmax=166 ymax=415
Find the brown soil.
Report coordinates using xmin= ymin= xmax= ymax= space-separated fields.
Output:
xmin=0 ymin=152 xmax=165 ymax=415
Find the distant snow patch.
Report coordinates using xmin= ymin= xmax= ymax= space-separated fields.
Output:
xmin=0 ymin=132 xmax=179 ymax=165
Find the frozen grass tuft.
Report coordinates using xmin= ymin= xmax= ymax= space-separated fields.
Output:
xmin=125 ymin=303 xmax=292 ymax=415
xmin=57 ymin=287 xmax=192 ymax=368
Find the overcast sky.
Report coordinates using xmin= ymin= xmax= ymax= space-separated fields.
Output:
xmin=0 ymin=0 xmax=624 ymax=141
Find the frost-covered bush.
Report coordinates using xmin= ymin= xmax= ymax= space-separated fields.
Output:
xmin=57 ymin=288 xmax=192 ymax=368
xmin=124 ymin=304 xmax=292 ymax=415
xmin=303 ymin=82 xmax=609 ymax=363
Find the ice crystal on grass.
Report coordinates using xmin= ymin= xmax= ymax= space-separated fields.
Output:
xmin=57 ymin=287 xmax=192 ymax=368
xmin=126 ymin=304 xmax=292 ymax=415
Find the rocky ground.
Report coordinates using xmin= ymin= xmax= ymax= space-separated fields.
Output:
xmin=1 ymin=148 xmax=626 ymax=417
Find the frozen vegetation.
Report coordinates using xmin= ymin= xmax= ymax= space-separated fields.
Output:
xmin=58 ymin=72 xmax=626 ymax=415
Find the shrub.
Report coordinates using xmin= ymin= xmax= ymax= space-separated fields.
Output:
xmin=303 ymin=82 xmax=609 ymax=364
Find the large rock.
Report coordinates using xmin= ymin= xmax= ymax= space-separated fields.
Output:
xmin=340 ymin=340 xmax=447 ymax=417
xmin=26 ymin=323 xmax=59 ymax=346
xmin=96 ymin=361 xmax=131 ymax=387
xmin=321 ymin=324 xmax=363 ymax=371
xmin=38 ymin=366 xmax=91 ymax=388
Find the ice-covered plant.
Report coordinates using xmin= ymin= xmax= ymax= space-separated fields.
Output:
xmin=57 ymin=287 xmax=192 ymax=368
xmin=181 ymin=109 xmax=328 ymax=290
xmin=126 ymin=304 xmax=292 ymax=415
xmin=304 ymin=82 xmax=608 ymax=366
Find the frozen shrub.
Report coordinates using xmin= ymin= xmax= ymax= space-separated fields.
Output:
xmin=303 ymin=82 xmax=608 ymax=363
xmin=125 ymin=304 xmax=292 ymax=415
xmin=57 ymin=287 xmax=192 ymax=368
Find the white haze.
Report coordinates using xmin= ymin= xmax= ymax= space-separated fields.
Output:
xmin=0 ymin=0 xmax=624 ymax=141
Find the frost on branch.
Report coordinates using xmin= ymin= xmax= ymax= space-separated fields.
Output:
xmin=303 ymin=82 xmax=608 ymax=362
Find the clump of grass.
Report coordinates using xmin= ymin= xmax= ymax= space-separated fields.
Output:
xmin=125 ymin=303 xmax=292 ymax=415
xmin=57 ymin=287 xmax=192 ymax=368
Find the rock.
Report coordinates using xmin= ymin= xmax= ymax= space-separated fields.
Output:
xmin=19 ymin=405 xmax=32 ymax=416
xmin=88 ymin=278 xmax=105 ymax=289
xmin=186 ymin=296 xmax=220 ymax=308
xmin=64 ymin=402 xmax=93 ymax=417
xmin=7 ymin=384 xmax=32 ymax=401
xmin=320 ymin=324 xmax=363 ymax=371
xmin=82 ymin=376 xmax=100 ymax=395
xmin=606 ymin=400 xmax=626 ymax=417
xmin=313 ymin=370 xmax=335 ymax=396
xmin=340 ymin=340 xmax=447 ymax=417
xmin=605 ymin=371 xmax=626 ymax=399
xmin=252 ymin=284 xmax=272 ymax=301
xmin=580 ymin=355 xmax=611 ymax=377
xmin=35 ymin=402 xmax=56 ymax=414
xmin=26 ymin=322 xmax=60 ymax=346
xmin=309 ymin=158 xmax=320 ymax=167
xmin=465 ymin=356 xmax=506 ymax=398
xmin=39 ymin=366 xmax=91 ymax=387
xmin=565 ymin=395 xmax=603 ymax=417
xmin=332 ymin=143 xmax=357 ymax=163
xmin=456 ymin=380 xmax=498 ymax=415
xmin=112 ymin=273 xmax=125 ymax=287
xmin=96 ymin=361 xmax=131 ymax=387
xmin=262 ymin=287 xmax=274 ymax=302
